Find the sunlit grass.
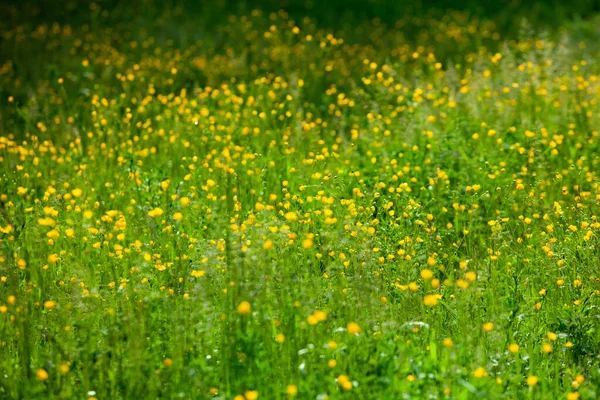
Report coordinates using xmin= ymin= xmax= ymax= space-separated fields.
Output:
xmin=0 ymin=2 xmax=599 ymax=399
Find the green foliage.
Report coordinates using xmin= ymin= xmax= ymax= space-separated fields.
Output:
xmin=0 ymin=1 xmax=599 ymax=399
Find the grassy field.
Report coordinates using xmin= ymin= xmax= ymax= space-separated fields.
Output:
xmin=1 ymin=0 xmax=600 ymax=398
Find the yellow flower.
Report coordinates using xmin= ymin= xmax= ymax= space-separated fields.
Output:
xmin=38 ymin=217 xmax=56 ymax=227
xmin=71 ymin=188 xmax=83 ymax=197
xmin=314 ymin=310 xmax=327 ymax=322
xmin=44 ymin=300 xmax=56 ymax=309
xmin=191 ymin=270 xmax=206 ymax=278
xmin=59 ymin=363 xmax=70 ymax=374
xmin=244 ymin=390 xmax=259 ymax=400
xmin=302 ymin=238 xmax=313 ymax=248
xmin=526 ymin=376 xmax=538 ymax=386
xmin=509 ymin=343 xmax=520 ymax=353
xmin=286 ymin=385 xmax=298 ymax=396
xmin=263 ymin=239 xmax=273 ymax=250
xmin=36 ymin=369 xmax=49 ymax=381
xmin=173 ymin=212 xmax=183 ymax=221
xmin=148 ymin=208 xmax=164 ymax=217
xmin=483 ymin=322 xmax=494 ymax=332
xmin=337 ymin=375 xmax=352 ymax=390
xmin=237 ymin=301 xmax=251 ymax=315
xmin=423 ymin=294 xmax=442 ymax=306
xmin=473 ymin=367 xmax=487 ymax=378
xmin=347 ymin=322 xmax=361 ymax=335
xmin=420 ymin=269 xmax=433 ymax=279
xmin=284 ymin=212 xmax=297 ymax=221
xmin=543 ymin=343 xmax=552 ymax=353
xmin=0 ymin=225 xmax=14 ymax=234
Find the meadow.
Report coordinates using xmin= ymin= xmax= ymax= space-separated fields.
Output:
xmin=1 ymin=0 xmax=600 ymax=398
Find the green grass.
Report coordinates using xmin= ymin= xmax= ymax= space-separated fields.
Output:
xmin=0 ymin=1 xmax=599 ymax=399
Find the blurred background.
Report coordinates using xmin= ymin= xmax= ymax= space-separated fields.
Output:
xmin=3 ymin=0 xmax=600 ymax=36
